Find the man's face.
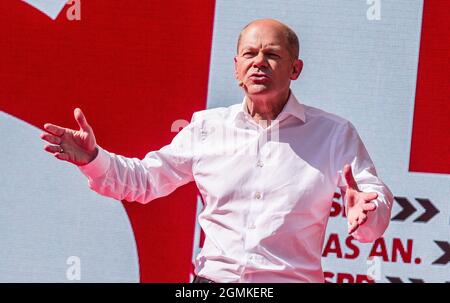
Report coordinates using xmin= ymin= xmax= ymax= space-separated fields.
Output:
xmin=234 ymin=23 xmax=302 ymax=98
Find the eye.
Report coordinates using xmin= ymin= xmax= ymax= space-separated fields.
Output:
xmin=242 ymin=51 xmax=256 ymax=58
xmin=267 ymin=53 xmax=280 ymax=58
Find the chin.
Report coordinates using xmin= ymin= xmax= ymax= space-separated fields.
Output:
xmin=246 ymin=84 xmax=272 ymax=95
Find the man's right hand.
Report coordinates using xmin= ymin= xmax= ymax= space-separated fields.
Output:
xmin=40 ymin=108 xmax=98 ymax=166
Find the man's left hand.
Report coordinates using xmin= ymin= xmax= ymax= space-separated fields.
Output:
xmin=343 ymin=164 xmax=378 ymax=234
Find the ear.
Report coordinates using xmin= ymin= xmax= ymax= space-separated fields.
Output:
xmin=290 ymin=59 xmax=303 ymax=80
xmin=234 ymin=56 xmax=239 ymax=80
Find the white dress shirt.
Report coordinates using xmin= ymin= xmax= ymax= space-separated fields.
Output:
xmin=78 ymin=92 xmax=393 ymax=283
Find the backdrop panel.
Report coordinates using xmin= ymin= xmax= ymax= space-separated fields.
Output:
xmin=0 ymin=0 xmax=448 ymax=283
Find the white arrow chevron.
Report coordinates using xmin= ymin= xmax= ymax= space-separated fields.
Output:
xmin=22 ymin=0 xmax=67 ymax=20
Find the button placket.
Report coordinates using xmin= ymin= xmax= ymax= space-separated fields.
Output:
xmin=243 ymin=123 xmax=266 ymax=257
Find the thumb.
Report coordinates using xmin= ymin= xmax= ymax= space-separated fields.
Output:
xmin=74 ymin=108 xmax=91 ymax=132
xmin=343 ymin=164 xmax=358 ymax=190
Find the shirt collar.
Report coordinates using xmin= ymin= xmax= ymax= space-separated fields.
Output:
xmin=232 ymin=90 xmax=306 ymax=123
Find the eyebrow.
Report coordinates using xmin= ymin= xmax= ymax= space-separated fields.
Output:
xmin=240 ymin=45 xmax=283 ymax=52
xmin=264 ymin=46 xmax=282 ymax=52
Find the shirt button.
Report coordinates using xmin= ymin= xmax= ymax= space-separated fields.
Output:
xmin=256 ymin=160 xmax=264 ymax=167
xmin=200 ymin=129 xmax=207 ymax=140
xmin=255 ymin=192 xmax=261 ymax=199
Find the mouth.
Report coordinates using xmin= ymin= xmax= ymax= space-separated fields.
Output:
xmin=249 ymin=73 xmax=270 ymax=79
xmin=248 ymin=73 xmax=271 ymax=83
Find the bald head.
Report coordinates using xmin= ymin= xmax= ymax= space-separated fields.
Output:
xmin=237 ymin=19 xmax=300 ymax=59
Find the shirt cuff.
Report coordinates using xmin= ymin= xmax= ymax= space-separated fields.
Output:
xmin=78 ymin=145 xmax=111 ymax=179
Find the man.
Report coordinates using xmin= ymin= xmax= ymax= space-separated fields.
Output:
xmin=40 ymin=19 xmax=393 ymax=283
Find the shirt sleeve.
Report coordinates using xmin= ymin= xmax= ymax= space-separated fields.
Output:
xmin=334 ymin=122 xmax=394 ymax=243
xmin=77 ymin=113 xmax=199 ymax=204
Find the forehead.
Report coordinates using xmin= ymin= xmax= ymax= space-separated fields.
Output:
xmin=238 ymin=24 xmax=288 ymax=49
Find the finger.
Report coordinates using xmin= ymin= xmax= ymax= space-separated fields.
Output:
xmin=40 ymin=133 xmax=61 ymax=145
xmin=343 ymin=164 xmax=358 ymax=190
xmin=362 ymin=202 xmax=377 ymax=212
xmin=44 ymin=144 xmax=63 ymax=154
xmin=348 ymin=220 xmax=359 ymax=234
xmin=362 ymin=192 xmax=378 ymax=202
xmin=74 ymin=108 xmax=91 ymax=132
xmin=357 ymin=214 xmax=367 ymax=225
xmin=54 ymin=152 xmax=70 ymax=161
xmin=43 ymin=123 xmax=65 ymax=137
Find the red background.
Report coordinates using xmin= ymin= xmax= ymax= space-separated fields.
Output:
xmin=0 ymin=0 xmax=215 ymax=282
xmin=410 ymin=0 xmax=450 ymax=175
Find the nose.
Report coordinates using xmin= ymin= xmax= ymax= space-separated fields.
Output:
xmin=252 ymin=52 xmax=268 ymax=69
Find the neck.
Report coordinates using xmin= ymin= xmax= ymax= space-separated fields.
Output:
xmin=245 ymin=89 xmax=290 ymax=126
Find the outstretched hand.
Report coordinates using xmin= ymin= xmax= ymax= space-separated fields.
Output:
xmin=343 ymin=164 xmax=378 ymax=234
xmin=40 ymin=108 xmax=98 ymax=166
